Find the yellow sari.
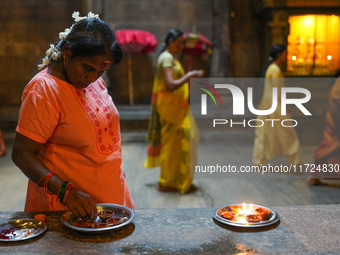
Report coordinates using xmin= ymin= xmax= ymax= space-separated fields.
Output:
xmin=252 ymin=63 xmax=301 ymax=165
xmin=144 ymin=51 xmax=199 ymax=194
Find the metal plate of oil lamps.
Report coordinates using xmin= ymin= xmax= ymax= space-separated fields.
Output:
xmin=213 ymin=203 xmax=280 ymax=228
xmin=61 ymin=203 xmax=134 ymax=233
xmin=0 ymin=219 xmax=47 ymax=241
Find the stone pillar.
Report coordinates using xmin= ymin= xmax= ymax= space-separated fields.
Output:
xmin=211 ymin=0 xmax=231 ymax=77
xmin=80 ymin=0 xmax=104 ymax=16
xmin=269 ymin=10 xmax=289 ymax=45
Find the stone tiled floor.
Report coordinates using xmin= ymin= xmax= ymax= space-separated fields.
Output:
xmin=1 ymin=132 xmax=340 ymax=211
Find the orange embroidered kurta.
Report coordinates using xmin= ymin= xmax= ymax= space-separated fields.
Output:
xmin=16 ymin=69 xmax=134 ymax=211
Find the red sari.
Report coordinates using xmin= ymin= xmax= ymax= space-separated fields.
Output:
xmin=313 ymin=78 xmax=340 ymax=179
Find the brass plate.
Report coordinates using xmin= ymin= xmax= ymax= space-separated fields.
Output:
xmin=0 ymin=218 xmax=47 ymax=241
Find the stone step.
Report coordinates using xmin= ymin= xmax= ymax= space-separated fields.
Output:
xmin=0 ymin=105 xmax=327 ymax=146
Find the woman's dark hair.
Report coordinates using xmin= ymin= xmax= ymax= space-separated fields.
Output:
xmin=269 ymin=44 xmax=286 ymax=61
xmin=160 ymin=29 xmax=183 ymax=53
xmin=57 ymin=18 xmax=122 ymax=64
xmin=256 ymin=44 xmax=287 ymax=105
xmin=261 ymin=44 xmax=287 ymax=77
xmin=329 ymin=68 xmax=340 ymax=88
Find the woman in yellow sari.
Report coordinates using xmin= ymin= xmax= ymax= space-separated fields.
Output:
xmin=252 ymin=44 xmax=302 ymax=166
xmin=144 ymin=29 xmax=204 ymax=194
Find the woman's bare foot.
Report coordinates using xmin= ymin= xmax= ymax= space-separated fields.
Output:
xmin=186 ymin=184 xmax=198 ymax=193
xmin=307 ymin=178 xmax=328 ymax=186
xmin=157 ymin=183 xmax=177 ymax=192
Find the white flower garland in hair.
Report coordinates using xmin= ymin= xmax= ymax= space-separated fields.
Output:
xmin=37 ymin=11 xmax=100 ymax=70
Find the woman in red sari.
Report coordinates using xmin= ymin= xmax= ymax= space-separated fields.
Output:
xmin=308 ymin=70 xmax=340 ymax=185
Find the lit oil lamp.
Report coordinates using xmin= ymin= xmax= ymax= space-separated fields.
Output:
xmin=220 ymin=202 xmax=270 ymax=224
xmin=214 ymin=202 xmax=279 ymax=228
xmin=234 ymin=202 xmax=257 ymax=223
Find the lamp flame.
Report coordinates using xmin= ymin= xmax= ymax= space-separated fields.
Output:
xmin=238 ymin=202 xmax=254 ymax=215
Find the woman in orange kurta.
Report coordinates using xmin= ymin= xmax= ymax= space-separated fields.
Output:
xmin=12 ymin=12 xmax=134 ymax=219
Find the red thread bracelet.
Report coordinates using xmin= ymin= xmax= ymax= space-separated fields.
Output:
xmin=37 ymin=173 xmax=56 ymax=195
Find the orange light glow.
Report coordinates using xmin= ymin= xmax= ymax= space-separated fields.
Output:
xmin=287 ymin=15 xmax=340 ymax=74
xmin=304 ymin=17 xmax=314 ymax=26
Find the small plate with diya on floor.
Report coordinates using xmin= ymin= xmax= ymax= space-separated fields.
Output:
xmin=213 ymin=203 xmax=280 ymax=228
xmin=61 ymin=203 xmax=134 ymax=233
xmin=0 ymin=218 xmax=47 ymax=241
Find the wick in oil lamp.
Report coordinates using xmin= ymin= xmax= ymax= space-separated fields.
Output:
xmin=220 ymin=202 xmax=271 ymax=224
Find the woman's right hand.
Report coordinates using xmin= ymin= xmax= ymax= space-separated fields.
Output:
xmin=163 ymin=67 xmax=205 ymax=91
xmin=12 ymin=133 xmax=98 ymax=220
xmin=64 ymin=188 xmax=98 ymax=220
xmin=188 ymin=69 xmax=205 ymax=78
